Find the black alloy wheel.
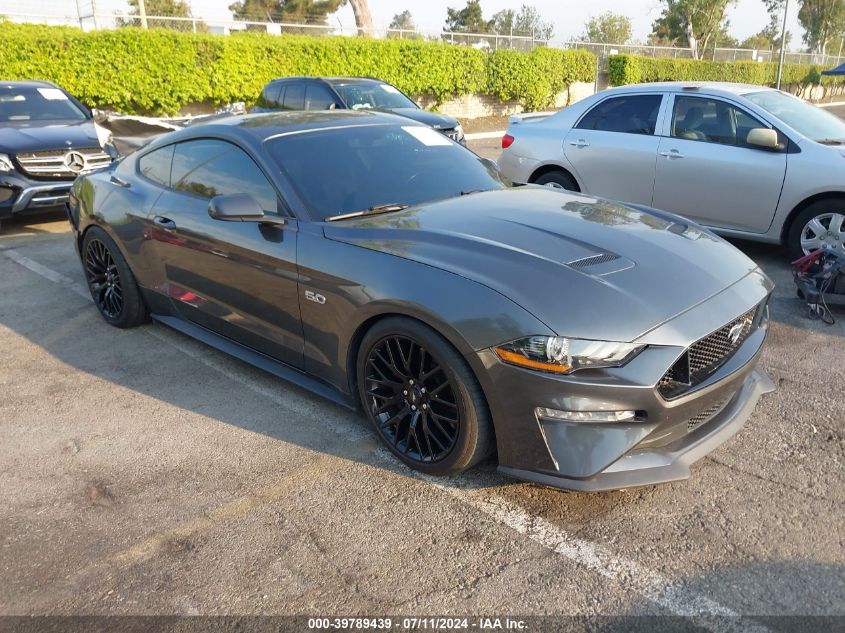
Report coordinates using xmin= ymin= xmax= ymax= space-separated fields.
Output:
xmin=81 ymin=227 xmax=148 ymax=328
xmin=85 ymin=237 xmax=123 ymax=319
xmin=365 ymin=335 xmax=460 ymax=463
xmin=357 ymin=317 xmax=493 ymax=476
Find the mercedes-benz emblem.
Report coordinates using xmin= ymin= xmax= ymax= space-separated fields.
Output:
xmin=64 ymin=151 xmax=86 ymax=173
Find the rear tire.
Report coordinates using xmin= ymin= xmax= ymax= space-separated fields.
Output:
xmin=534 ymin=170 xmax=579 ymax=191
xmin=357 ymin=317 xmax=493 ymax=476
xmin=82 ymin=226 xmax=148 ymax=328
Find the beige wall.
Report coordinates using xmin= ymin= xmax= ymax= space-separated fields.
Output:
xmin=416 ymin=81 xmax=596 ymax=120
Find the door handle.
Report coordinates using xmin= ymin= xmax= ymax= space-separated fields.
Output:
xmin=110 ymin=174 xmax=131 ymax=188
xmin=569 ymin=139 xmax=590 ymax=148
xmin=153 ymin=215 xmax=177 ymax=230
xmin=660 ymin=149 xmax=685 ymax=159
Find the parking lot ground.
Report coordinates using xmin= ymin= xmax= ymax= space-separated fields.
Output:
xmin=0 ymin=145 xmax=843 ymax=624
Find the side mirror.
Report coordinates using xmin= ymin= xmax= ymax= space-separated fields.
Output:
xmin=747 ymin=127 xmax=780 ymax=150
xmin=208 ymin=194 xmax=285 ymax=226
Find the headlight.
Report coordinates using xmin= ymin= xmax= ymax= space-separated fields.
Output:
xmin=494 ymin=336 xmax=644 ymax=374
xmin=0 ymin=153 xmax=14 ymax=172
xmin=454 ymin=123 xmax=464 ymax=139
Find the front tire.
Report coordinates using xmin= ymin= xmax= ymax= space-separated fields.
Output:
xmin=357 ymin=317 xmax=493 ymax=476
xmin=82 ymin=226 xmax=148 ymax=328
xmin=786 ymin=200 xmax=845 ymax=260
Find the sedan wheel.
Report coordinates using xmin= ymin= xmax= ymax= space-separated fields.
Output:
xmin=799 ymin=212 xmax=845 ymax=257
xmin=357 ymin=317 xmax=493 ymax=475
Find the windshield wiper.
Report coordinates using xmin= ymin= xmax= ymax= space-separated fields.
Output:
xmin=324 ymin=203 xmax=410 ymax=222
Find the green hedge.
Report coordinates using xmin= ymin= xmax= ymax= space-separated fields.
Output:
xmin=607 ymin=54 xmax=840 ymax=88
xmin=0 ymin=22 xmax=595 ymax=115
xmin=487 ymin=48 xmax=595 ymax=111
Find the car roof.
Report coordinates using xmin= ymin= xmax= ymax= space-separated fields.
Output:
xmin=152 ymin=110 xmax=421 ymax=148
xmin=604 ymin=81 xmax=777 ymax=98
xmin=0 ymin=80 xmax=60 ymax=90
xmin=270 ymin=76 xmax=386 ymax=86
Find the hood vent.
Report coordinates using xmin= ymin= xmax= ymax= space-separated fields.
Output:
xmin=568 ymin=253 xmax=620 ymax=269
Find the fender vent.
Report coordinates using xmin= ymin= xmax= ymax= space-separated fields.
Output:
xmin=568 ymin=253 xmax=620 ymax=269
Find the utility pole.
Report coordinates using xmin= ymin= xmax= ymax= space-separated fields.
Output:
xmin=138 ymin=0 xmax=148 ymax=29
xmin=776 ymin=0 xmax=789 ymax=90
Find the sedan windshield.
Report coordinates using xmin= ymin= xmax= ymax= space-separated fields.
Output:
xmin=266 ymin=124 xmax=505 ymax=220
xmin=745 ymin=90 xmax=845 ymax=143
xmin=333 ymin=83 xmax=419 ymax=110
xmin=0 ymin=86 xmax=87 ymax=122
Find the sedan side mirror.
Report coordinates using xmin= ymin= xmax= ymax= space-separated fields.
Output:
xmin=747 ymin=128 xmax=780 ymax=150
xmin=208 ymin=194 xmax=285 ymax=226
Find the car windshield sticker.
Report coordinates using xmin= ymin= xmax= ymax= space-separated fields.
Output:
xmin=380 ymin=84 xmax=400 ymax=94
xmin=402 ymin=126 xmax=451 ymax=146
xmin=37 ymin=88 xmax=69 ymax=101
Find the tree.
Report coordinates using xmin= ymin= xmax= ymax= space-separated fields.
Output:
xmin=229 ymin=0 xmax=341 ymax=24
xmin=512 ymin=5 xmax=553 ymax=39
xmin=490 ymin=9 xmax=515 ymax=35
xmin=347 ymin=0 xmax=373 ymax=35
xmin=797 ymin=0 xmax=845 ymax=55
xmin=444 ymin=0 xmax=491 ymax=33
xmin=582 ymin=12 xmax=633 ymax=43
xmin=389 ymin=9 xmax=415 ymax=30
xmin=120 ymin=0 xmax=201 ymax=30
xmin=649 ymin=0 xmax=737 ymax=59
xmin=388 ymin=10 xmax=420 ymax=38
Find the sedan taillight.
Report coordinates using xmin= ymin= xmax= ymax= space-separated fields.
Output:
xmin=502 ymin=134 xmax=515 ymax=149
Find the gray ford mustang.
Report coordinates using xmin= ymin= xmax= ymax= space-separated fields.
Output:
xmin=66 ymin=110 xmax=774 ymax=491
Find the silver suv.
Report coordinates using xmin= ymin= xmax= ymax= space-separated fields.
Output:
xmin=498 ymin=82 xmax=845 ymax=259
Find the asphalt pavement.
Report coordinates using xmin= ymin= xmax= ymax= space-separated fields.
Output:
xmin=0 ymin=135 xmax=843 ymax=628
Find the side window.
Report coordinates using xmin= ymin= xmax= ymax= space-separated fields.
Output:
xmin=257 ymin=83 xmax=282 ymax=109
xmin=576 ymin=95 xmax=662 ymax=135
xmin=138 ymin=144 xmax=174 ymax=186
xmin=171 ymin=139 xmax=278 ymax=213
xmin=306 ymin=83 xmax=338 ymax=110
xmin=282 ymin=83 xmax=305 ymax=110
xmin=672 ymin=96 xmax=768 ymax=147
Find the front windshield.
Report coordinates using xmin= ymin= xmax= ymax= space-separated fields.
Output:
xmin=0 ymin=86 xmax=87 ymax=122
xmin=266 ymin=124 xmax=505 ymax=221
xmin=745 ymin=90 xmax=845 ymax=143
xmin=333 ymin=83 xmax=419 ymax=110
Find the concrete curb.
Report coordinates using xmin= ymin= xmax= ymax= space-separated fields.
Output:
xmin=464 ymin=130 xmax=506 ymax=141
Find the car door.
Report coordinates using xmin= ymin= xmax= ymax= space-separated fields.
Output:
xmin=651 ymin=94 xmax=788 ymax=233
xmin=147 ymin=138 xmax=304 ymax=368
xmin=563 ymin=93 xmax=665 ymax=205
xmin=281 ymin=82 xmax=305 ymax=110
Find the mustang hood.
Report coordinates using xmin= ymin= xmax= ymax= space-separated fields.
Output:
xmin=323 ymin=188 xmax=765 ymax=342
xmin=0 ymin=120 xmax=100 ymax=154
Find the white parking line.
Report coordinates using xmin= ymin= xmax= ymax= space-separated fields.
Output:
xmin=4 ymin=248 xmax=771 ymax=630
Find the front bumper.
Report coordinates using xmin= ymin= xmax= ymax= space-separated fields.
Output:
xmin=476 ymin=271 xmax=775 ymax=492
xmin=0 ymin=172 xmax=75 ymax=220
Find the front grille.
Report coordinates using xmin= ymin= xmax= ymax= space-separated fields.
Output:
xmin=687 ymin=398 xmax=728 ymax=431
xmin=439 ymin=128 xmax=462 ymax=142
xmin=15 ymin=147 xmax=112 ymax=180
xmin=658 ymin=306 xmax=758 ymax=399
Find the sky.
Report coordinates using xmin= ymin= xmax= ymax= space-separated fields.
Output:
xmin=3 ymin=0 xmax=806 ymax=48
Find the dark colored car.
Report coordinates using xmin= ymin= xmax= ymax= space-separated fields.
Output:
xmin=0 ymin=81 xmax=116 ymax=229
xmin=67 ymin=111 xmax=774 ymax=492
xmin=255 ymin=76 xmax=465 ymax=144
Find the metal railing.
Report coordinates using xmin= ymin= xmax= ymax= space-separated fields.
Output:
xmin=4 ymin=12 xmax=844 ymax=68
